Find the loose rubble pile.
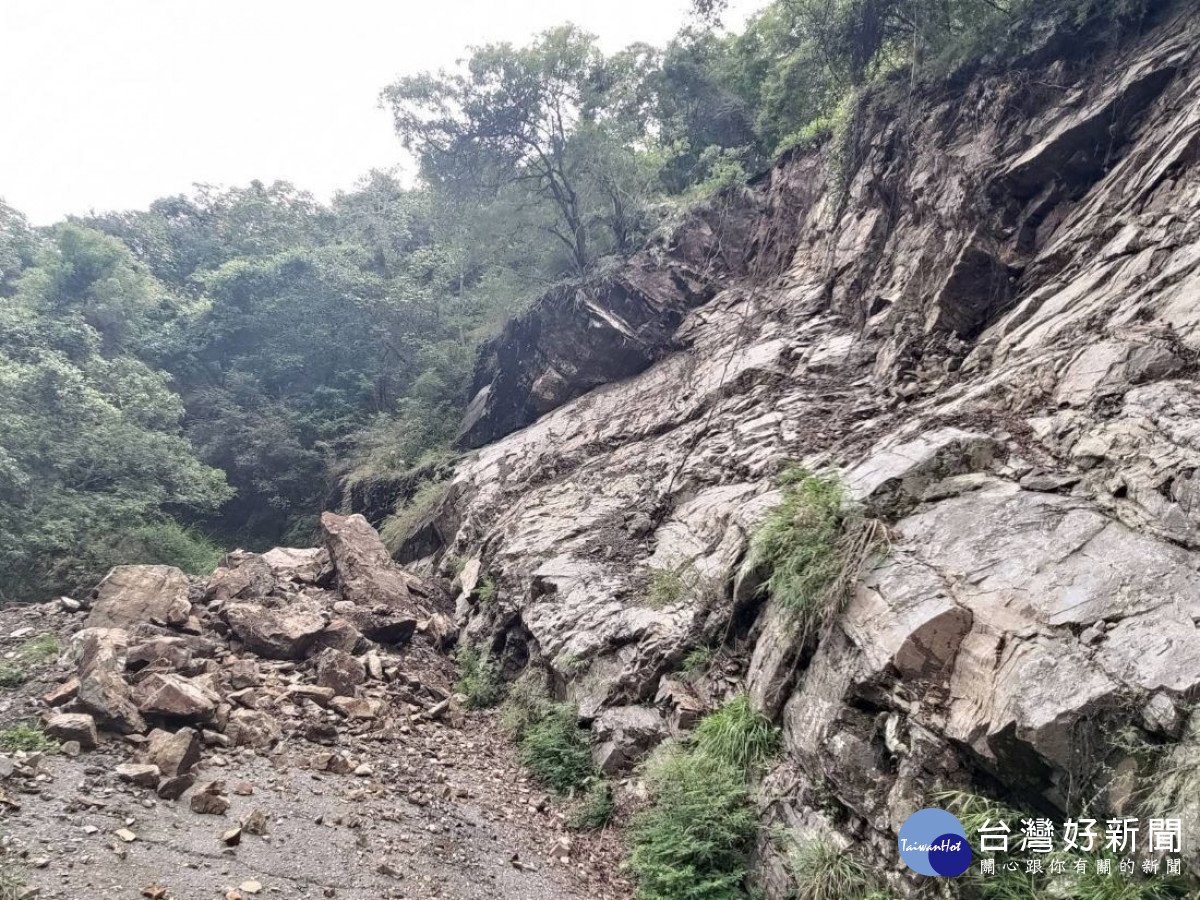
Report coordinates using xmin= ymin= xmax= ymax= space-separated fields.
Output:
xmin=49 ymin=512 xmax=456 ymax=786
xmin=0 ymin=513 xmax=630 ymax=899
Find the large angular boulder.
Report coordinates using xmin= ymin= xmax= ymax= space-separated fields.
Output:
xmin=261 ymin=547 xmax=327 ymax=585
xmin=320 ymin=513 xmax=432 ymax=644
xmin=70 ymin=628 xmax=146 ymax=734
xmin=222 ymin=601 xmax=326 ymax=660
xmin=133 ymin=673 xmax=216 ymax=721
xmin=43 ymin=712 xmax=98 ymax=750
xmin=204 ymin=552 xmax=274 ymax=606
xmin=314 ymin=648 xmax=365 ymax=697
xmin=145 ymin=727 xmax=202 ymax=777
xmin=86 ymin=566 xmax=191 ymax=629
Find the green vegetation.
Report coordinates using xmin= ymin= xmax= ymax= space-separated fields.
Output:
xmin=630 ymin=694 xmax=781 ymax=900
xmin=693 ymin=693 xmax=780 ymax=774
xmin=0 ymin=668 xmax=24 ymax=690
xmin=500 ymin=669 xmax=554 ymax=740
xmin=570 ymin=779 xmax=616 ymax=831
xmin=938 ymin=789 xmax=1189 ymax=900
xmin=0 ymin=0 xmax=1137 ymax=602
xmin=789 ymin=839 xmax=875 ymax=900
xmin=21 ymin=633 xmax=59 ymax=664
xmin=379 ymin=479 xmax=451 ymax=556
xmin=743 ymin=467 xmax=885 ymax=640
xmin=454 ymin=643 xmax=505 ymax=709
xmin=631 ymin=747 xmax=758 ymax=900
xmin=681 ymin=646 xmax=716 ymax=676
xmin=648 ymin=569 xmax=688 ymax=608
xmin=519 ymin=702 xmax=595 ymax=794
xmin=476 ymin=576 xmax=497 ymax=604
xmin=0 ymin=722 xmax=57 ymax=753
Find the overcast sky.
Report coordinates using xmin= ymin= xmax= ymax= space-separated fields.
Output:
xmin=0 ymin=0 xmax=764 ymax=225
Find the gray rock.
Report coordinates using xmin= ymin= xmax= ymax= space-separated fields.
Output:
xmin=85 ymin=565 xmax=191 ymax=629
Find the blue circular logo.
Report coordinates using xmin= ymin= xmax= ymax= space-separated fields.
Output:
xmin=898 ymin=808 xmax=970 ymax=876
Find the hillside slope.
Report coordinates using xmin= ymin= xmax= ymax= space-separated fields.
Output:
xmin=379 ymin=2 xmax=1200 ymax=892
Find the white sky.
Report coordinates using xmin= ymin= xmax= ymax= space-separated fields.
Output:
xmin=0 ymin=0 xmax=765 ymax=225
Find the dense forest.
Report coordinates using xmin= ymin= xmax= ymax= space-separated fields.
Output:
xmin=0 ymin=0 xmax=1151 ymax=602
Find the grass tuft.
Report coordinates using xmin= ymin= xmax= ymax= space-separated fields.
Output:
xmin=789 ymin=839 xmax=874 ymax=900
xmin=570 ymin=778 xmax=616 ymax=831
xmin=681 ymin=646 xmax=715 ymax=677
xmin=743 ymin=467 xmax=885 ymax=640
xmin=499 ymin=669 xmax=553 ymax=740
xmin=0 ymin=667 xmax=24 ymax=690
xmin=22 ymin=633 xmax=59 ymax=664
xmin=692 ymin=693 xmax=780 ymax=774
xmin=0 ymin=722 xmax=58 ymax=753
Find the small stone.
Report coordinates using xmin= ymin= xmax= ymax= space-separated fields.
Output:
xmin=241 ymin=808 xmax=269 ymax=836
xmin=142 ymin=886 xmax=167 ymax=899
xmin=190 ymin=781 xmax=230 ymax=815
xmin=240 ymin=881 xmax=262 ymax=895
xmin=233 ymin=782 xmax=254 ymax=796
xmin=352 ymin=763 xmax=373 ymax=777
xmin=59 ymin=740 xmax=82 ymax=758
xmin=222 ymin=826 xmax=242 ymax=846
xmin=115 ymin=828 xmax=138 ymax=843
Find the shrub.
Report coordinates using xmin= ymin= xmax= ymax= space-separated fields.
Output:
xmin=454 ymin=643 xmax=504 ymax=709
xmin=570 ymin=778 xmax=616 ymax=831
xmin=743 ymin=467 xmax=884 ymax=640
xmin=0 ymin=667 xmax=24 ymax=689
xmin=693 ymin=693 xmax=780 ymax=774
xmin=125 ymin=520 xmax=224 ymax=576
xmin=0 ymin=722 xmax=57 ymax=753
xmin=630 ymin=747 xmax=758 ymax=900
xmin=519 ymin=703 xmax=594 ymax=793
xmin=789 ymin=839 xmax=874 ymax=900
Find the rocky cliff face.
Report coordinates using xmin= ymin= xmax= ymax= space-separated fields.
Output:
xmin=378 ymin=3 xmax=1200 ymax=892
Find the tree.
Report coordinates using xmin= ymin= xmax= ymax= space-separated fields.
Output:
xmin=383 ymin=26 xmax=611 ymax=273
xmin=0 ymin=232 xmax=231 ymax=601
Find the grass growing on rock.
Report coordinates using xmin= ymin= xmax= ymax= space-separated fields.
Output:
xmin=743 ymin=467 xmax=885 ymax=640
xmin=938 ymin=789 xmax=1190 ymax=900
xmin=789 ymin=839 xmax=875 ymax=900
xmin=0 ymin=667 xmax=24 ymax=690
xmin=0 ymin=722 xmax=57 ymax=753
xmin=693 ymin=693 xmax=780 ymax=775
xmin=630 ymin=694 xmax=781 ymax=900
xmin=379 ymin=478 xmax=450 ymax=555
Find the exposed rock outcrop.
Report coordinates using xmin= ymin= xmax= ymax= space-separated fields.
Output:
xmin=366 ymin=4 xmax=1200 ymax=892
